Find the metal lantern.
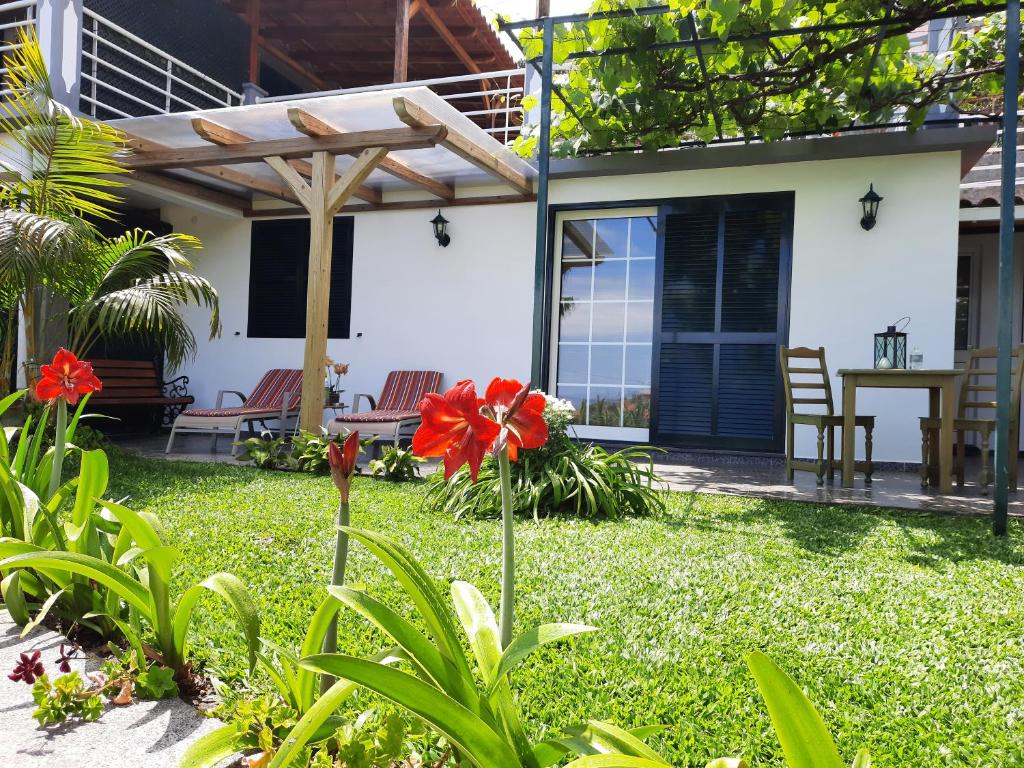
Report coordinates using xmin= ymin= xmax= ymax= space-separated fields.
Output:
xmin=859 ymin=184 xmax=883 ymax=230
xmin=431 ymin=210 xmax=451 ymax=247
xmin=874 ymin=322 xmax=907 ymax=369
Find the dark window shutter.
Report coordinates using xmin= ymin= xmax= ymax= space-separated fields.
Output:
xmin=661 ymin=212 xmax=718 ymax=334
xmin=247 ymin=217 xmax=353 ymax=340
xmin=656 ymin=343 xmax=714 ymax=436
xmin=717 ymin=344 xmax=777 ymax=439
xmin=721 ymin=210 xmax=783 ymax=333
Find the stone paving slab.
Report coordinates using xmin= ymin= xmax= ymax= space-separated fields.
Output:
xmin=0 ymin=613 xmax=229 ymax=768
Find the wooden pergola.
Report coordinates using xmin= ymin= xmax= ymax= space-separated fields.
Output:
xmin=115 ymin=89 xmax=535 ymax=432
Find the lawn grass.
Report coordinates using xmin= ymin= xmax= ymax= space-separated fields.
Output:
xmin=107 ymin=451 xmax=1024 ymax=767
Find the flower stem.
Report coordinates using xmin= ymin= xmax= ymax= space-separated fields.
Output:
xmin=498 ymin=446 xmax=514 ymax=649
xmin=320 ymin=499 xmax=350 ymax=693
xmin=47 ymin=398 xmax=67 ymax=502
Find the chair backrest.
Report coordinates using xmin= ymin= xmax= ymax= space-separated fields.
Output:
xmin=377 ymin=370 xmax=443 ymax=411
xmin=779 ymin=346 xmax=835 ymax=416
xmin=246 ymin=369 xmax=303 ymax=410
xmin=956 ymin=346 xmax=1024 ymax=423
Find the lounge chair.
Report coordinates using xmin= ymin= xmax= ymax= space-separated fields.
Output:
xmin=328 ymin=370 xmax=442 ymax=447
xmin=165 ymin=368 xmax=303 ymax=456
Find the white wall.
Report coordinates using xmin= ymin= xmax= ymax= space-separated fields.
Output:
xmin=166 ymin=149 xmax=962 ymax=463
xmin=549 ymin=151 xmax=963 ymax=462
xmin=163 ymin=201 xmax=537 ymax=417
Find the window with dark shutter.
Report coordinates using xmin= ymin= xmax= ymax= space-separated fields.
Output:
xmin=247 ymin=217 xmax=353 ymax=339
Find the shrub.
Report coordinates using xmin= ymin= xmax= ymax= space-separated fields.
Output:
xmin=426 ymin=393 xmax=664 ymax=520
xmin=235 ymin=432 xmax=296 ymax=471
xmin=369 ymin=446 xmax=425 ymax=481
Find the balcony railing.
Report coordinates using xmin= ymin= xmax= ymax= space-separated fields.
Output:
xmin=79 ymin=8 xmax=242 ymax=120
xmin=0 ymin=0 xmax=36 ymax=96
xmin=261 ymin=68 xmax=528 ymax=146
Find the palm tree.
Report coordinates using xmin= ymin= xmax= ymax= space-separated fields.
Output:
xmin=0 ymin=28 xmax=220 ymax=391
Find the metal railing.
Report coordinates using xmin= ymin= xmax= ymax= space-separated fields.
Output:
xmin=79 ymin=8 xmax=242 ymax=120
xmin=261 ymin=68 xmax=528 ymax=146
xmin=0 ymin=0 xmax=36 ymax=97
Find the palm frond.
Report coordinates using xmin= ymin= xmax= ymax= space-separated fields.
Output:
xmin=0 ymin=27 xmax=125 ymax=221
xmin=66 ymin=231 xmax=220 ymax=368
xmin=0 ymin=208 xmax=89 ymax=294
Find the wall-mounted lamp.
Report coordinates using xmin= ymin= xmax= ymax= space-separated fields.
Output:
xmin=859 ymin=184 xmax=883 ymax=230
xmin=431 ymin=210 xmax=451 ymax=247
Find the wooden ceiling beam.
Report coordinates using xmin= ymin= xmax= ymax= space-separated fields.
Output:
xmin=122 ymin=125 xmax=448 ymax=171
xmin=258 ymin=34 xmax=326 ymax=90
xmin=288 ymin=108 xmax=454 ymax=201
xmin=394 ymin=0 xmax=410 ymax=83
xmin=121 ymin=132 xmax=299 ymax=204
xmin=417 ymin=0 xmax=483 ymax=76
xmin=393 ymin=97 xmax=531 ymax=195
xmin=246 ymin=193 xmax=536 ymax=218
xmin=129 ymin=170 xmax=251 ymax=212
xmin=191 ymin=117 xmax=382 ymax=205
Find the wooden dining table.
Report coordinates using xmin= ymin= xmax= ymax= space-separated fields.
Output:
xmin=837 ymin=369 xmax=961 ymax=493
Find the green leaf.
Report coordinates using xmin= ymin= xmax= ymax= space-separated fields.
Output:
xmin=489 ymin=621 xmax=597 ymax=694
xmin=1 ymin=570 xmax=30 ymax=625
xmin=745 ymin=651 xmax=845 ymax=768
xmin=0 ymin=550 xmax=153 ymax=619
xmin=19 ymin=586 xmax=67 ymax=637
xmin=177 ymin=724 xmax=243 ymax=768
xmin=293 ymin=593 xmax=343 ymax=712
xmin=299 ymin=654 xmax=520 ymax=768
xmin=328 ymin=585 xmax=480 ymax=712
xmin=562 ymin=757 xmax=672 ymax=768
xmin=172 ymin=572 xmax=260 ymax=673
xmin=136 ymin=666 xmax=179 ymax=699
xmin=851 ymin=748 xmax=871 ymax=768
xmin=267 ymin=677 xmax=361 ymax=768
xmin=342 ymin=527 xmax=471 ymax=676
xmin=64 ymin=449 xmax=108 ymax=550
xmin=706 ymin=759 xmax=749 ymax=768
xmin=555 ymin=721 xmax=670 ymax=764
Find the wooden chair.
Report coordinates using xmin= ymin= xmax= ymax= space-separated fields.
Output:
xmin=779 ymin=346 xmax=875 ymax=485
xmin=919 ymin=345 xmax=1024 ymax=495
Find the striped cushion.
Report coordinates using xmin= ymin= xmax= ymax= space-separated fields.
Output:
xmin=334 ymin=409 xmax=420 ymax=424
xmin=246 ymin=369 xmax=303 ymax=410
xmin=182 ymin=406 xmax=284 ymax=418
xmin=377 ymin=371 xmax=442 ymax=411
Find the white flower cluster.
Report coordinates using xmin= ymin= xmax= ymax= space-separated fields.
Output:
xmin=533 ymin=389 xmax=576 ymax=437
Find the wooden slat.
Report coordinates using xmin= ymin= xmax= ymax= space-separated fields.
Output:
xmin=789 ymin=382 xmax=824 ymax=389
xmin=122 ymin=126 xmax=448 ymax=171
xmin=786 ymin=367 xmax=823 ymax=374
xmin=393 ymin=96 xmax=532 ymax=195
xmin=129 ymin=170 xmax=251 ymax=211
xmin=191 ymin=117 xmax=381 ymax=205
xmin=288 ymin=108 xmax=455 ymax=200
xmin=122 ymin=132 xmax=300 ymax=204
xmin=792 ymin=398 xmax=829 ymax=405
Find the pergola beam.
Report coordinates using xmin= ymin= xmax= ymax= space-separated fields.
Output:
xmin=191 ymin=117 xmax=382 ymax=205
xmin=288 ymin=108 xmax=454 ymax=200
xmin=121 ymin=132 xmax=300 ymax=204
xmin=122 ymin=125 xmax=447 ymax=171
xmin=393 ymin=96 xmax=531 ymax=195
xmin=129 ymin=170 xmax=251 ymax=212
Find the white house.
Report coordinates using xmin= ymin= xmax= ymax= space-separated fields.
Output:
xmin=104 ymin=86 xmax=995 ymax=465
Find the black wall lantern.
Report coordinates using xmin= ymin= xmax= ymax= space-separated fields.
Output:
xmin=859 ymin=183 xmax=883 ymax=230
xmin=431 ymin=210 xmax=450 ymax=247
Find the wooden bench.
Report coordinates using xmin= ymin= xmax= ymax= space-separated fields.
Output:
xmin=88 ymin=359 xmax=193 ymax=429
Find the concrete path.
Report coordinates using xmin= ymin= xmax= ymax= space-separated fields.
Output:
xmin=0 ymin=612 xmax=228 ymax=768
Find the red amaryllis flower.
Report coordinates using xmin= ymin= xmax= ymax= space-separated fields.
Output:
xmin=36 ymin=348 xmax=102 ymax=405
xmin=9 ymin=650 xmax=44 ymax=684
xmin=328 ymin=431 xmax=359 ymax=500
xmin=483 ymin=378 xmax=548 ymax=461
xmin=413 ymin=379 xmax=501 ymax=481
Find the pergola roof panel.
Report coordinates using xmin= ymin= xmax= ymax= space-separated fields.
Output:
xmin=111 ymin=87 xmax=534 ymax=198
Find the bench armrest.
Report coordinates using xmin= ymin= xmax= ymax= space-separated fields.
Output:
xmin=216 ymin=389 xmax=247 ymax=407
xmin=162 ymin=375 xmax=192 ymax=403
xmin=352 ymin=393 xmax=376 ymax=414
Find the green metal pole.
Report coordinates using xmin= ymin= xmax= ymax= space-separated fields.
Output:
xmin=994 ymin=0 xmax=1019 ymax=537
xmin=530 ymin=16 xmax=554 ymax=384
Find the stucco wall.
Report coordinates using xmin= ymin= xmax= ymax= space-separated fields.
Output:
xmin=167 ymin=149 xmax=961 ymax=463
xmin=165 ymin=200 xmax=537 ymax=424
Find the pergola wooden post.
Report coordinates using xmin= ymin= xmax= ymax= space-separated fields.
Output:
xmin=266 ymin=147 xmax=389 ymax=432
